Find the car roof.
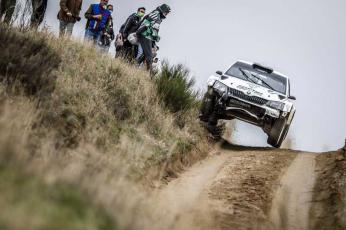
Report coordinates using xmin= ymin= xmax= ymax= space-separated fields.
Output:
xmin=232 ymin=60 xmax=289 ymax=80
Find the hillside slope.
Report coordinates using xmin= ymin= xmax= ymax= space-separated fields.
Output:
xmin=0 ymin=25 xmax=208 ymax=229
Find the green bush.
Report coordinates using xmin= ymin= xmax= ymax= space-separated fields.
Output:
xmin=154 ymin=61 xmax=199 ymax=114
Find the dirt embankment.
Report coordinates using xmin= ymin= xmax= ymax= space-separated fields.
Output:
xmin=0 ymin=25 xmax=209 ymax=230
xmin=310 ymin=145 xmax=346 ymax=230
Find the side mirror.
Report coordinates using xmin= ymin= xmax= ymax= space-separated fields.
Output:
xmin=288 ymin=95 xmax=296 ymax=100
xmin=216 ymin=71 xmax=223 ymax=76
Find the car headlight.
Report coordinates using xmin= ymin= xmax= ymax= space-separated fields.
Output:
xmin=213 ymin=81 xmax=228 ymax=95
xmin=266 ymin=101 xmax=285 ymax=110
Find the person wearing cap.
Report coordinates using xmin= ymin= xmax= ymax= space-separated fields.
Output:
xmin=84 ymin=0 xmax=111 ymax=46
xmin=57 ymin=0 xmax=83 ymax=37
xmin=136 ymin=4 xmax=171 ymax=71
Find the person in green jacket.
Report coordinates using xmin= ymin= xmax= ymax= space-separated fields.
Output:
xmin=136 ymin=4 xmax=171 ymax=71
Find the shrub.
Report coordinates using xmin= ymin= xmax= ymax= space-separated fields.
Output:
xmin=154 ymin=61 xmax=199 ymax=114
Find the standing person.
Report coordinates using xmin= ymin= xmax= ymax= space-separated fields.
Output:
xmin=99 ymin=4 xmax=115 ymax=53
xmin=136 ymin=4 xmax=170 ymax=71
xmin=57 ymin=0 xmax=83 ymax=37
xmin=0 ymin=0 xmax=16 ymax=23
xmin=117 ymin=7 xmax=146 ymax=60
xmin=31 ymin=0 xmax=48 ymax=27
xmin=84 ymin=0 xmax=111 ymax=46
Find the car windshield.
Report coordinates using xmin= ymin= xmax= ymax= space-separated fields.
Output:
xmin=225 ymin=63 xmax=287 ymax=94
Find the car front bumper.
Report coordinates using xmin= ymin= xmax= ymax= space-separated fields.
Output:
xmin=215 ymin=93 xmax=281 ymax=126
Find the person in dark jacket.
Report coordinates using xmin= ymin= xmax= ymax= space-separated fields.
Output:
xmin=84 ymin=0 xmax=111 ymax=46
xmin=57 ymin=0 xmax=83 ymax=37
xmin=31 ymin=0 xmax=48 ymax=27
xmin=99 ymin=4 xmax=115 ymax=53
xmin=0 ymin=0 xmax=16 ymax=23
xmin=116 ymin=7 xmax=145 ymax=60
xmin=136 ymin=4 xmax=170 ymax=71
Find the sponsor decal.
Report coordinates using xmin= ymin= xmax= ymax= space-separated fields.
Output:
xmin=236 ymin=85 xmax=263 ymax=97
xmin=237 ymin=85 xmax=249 ymax=90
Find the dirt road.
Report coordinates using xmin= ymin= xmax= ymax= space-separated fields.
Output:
xmin=149 ymin=141 xmax=318 ymax=230
xmin=269 ymin=154 xmax=316 ymax=230
xmin=153 ymin=150 xmax=229 ymax=230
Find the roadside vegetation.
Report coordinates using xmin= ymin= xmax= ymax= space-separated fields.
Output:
xmin=154 ymin=61 xmax=199 ymax=113
xmin=154 ymin=61 xmax=200 ymax=129
xmin=0 ymin=24 xmax=209 ymax=229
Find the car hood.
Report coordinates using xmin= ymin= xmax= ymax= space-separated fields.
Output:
xmin=219 ymin=76 xmax=286 ymax=102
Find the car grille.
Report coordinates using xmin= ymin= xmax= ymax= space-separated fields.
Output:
xmin=228 ymin=98 xmax=267 ymax=118
xmin=228 ymin=88 xmax=268 ymax=105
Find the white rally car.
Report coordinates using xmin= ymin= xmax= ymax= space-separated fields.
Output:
xmin=200 ymin=61 xmax=296 ymax=148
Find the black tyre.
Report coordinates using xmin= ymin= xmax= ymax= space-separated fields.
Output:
xmin=267 ymin=117 xmax=290 ymax=148
xmin=199 ymin=92 xmax=216 ymax=122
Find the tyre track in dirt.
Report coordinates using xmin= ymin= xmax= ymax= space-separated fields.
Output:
xmin=207 ymin=143 xmax=298 ymax=230
xmin=269 ymin=153 xmax=316 ymax=230
xmin=150 ymin=142 xmax=299 ymax=230
xmin=151 ymin=146 xmax=230 ymax=230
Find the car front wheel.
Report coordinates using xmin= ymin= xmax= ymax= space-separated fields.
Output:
xmin=199 ymin=91 xmax=216 ymax=122
xmin=267 ymin=117 xmax=290 ymax=148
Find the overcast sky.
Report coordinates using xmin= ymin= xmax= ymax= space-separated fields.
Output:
xmin=27 ymin=0 xmax=346 ymax=152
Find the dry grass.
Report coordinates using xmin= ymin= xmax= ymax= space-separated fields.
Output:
xmin=0 ymin=99 xmax=117 ymax=230
xmin=0 ymin=25 xmax=209 ymax=229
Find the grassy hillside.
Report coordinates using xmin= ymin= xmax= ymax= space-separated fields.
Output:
xmin=0 ymin=25 xmax=209 ymax=229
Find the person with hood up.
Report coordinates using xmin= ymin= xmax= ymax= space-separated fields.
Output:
xmin=57 ymin=0 xmax=83 ymax=37
xmin=116 ymin=7 xmax=146 ymax=60
xmin=84 ymin=0 xmax=111 ymax=46
xmin=135 ymin=4 xmax=170 ymax=71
